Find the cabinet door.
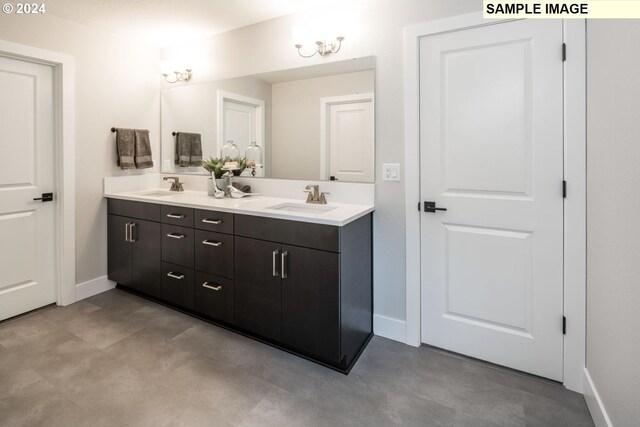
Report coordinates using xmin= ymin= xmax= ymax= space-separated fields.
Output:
xmin=194 ymin=271 xmax=234 ymax=324
xmin=130 ymin=219 xmax=161 ymax=298
xmin=281 ymin=245 xmax=340 ymax=363
xmin=162 ymin=224 xmax=194 ymax=268
xmin=234 ymin=236 xmax=281 ymax=341
xmin=161 ymin=262 xmax=194 ymax=310
xmin=195 ymin=230 xmax=234 ymax=279
xmin=107 ymin=215 xmax=132 ymax=286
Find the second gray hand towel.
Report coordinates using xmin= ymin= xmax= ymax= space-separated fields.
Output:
xmin=134 ymin=129 xmax=154 ymax=169
xmin=175 ymin=132 xmax=202 ymax=167
xmin=116 ymin=128 xmax=136 ymax=170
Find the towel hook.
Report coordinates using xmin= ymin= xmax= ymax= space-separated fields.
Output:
xmin=111 ymin=127 xmax=117 ymax=133
xmin=172 ymin=132 xmax=177 ymax=136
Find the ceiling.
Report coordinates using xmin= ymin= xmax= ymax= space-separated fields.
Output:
xmin=46 ymin=0 xmax=327 ymax=47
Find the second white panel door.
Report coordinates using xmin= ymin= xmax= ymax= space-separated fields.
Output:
xmin=419 ymin=19 xmax=564 ymax=380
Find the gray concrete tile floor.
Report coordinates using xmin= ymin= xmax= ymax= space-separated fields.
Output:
xmin=0 ymin=289 xmax=594 ymax=427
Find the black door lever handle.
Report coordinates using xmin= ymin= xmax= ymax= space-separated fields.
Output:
xmin=33 ymin=193 xmax=53 ymax=202
xmin=423 ymin=201 xmax=447 ymax=213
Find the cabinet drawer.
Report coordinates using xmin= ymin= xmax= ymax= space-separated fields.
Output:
xmin=195 ymin=209 xmax=233 ymax=234
xmin=194 ymin=230 xmax=234 ymax=279
xmin=108 ymin=199 xmax=160 ymax=222
xmin=194 ymin=272 xmax=233 ymax=324
xmin=235 ymin=214 xmax=339 ymax=252
xmin=162 ymin=224 xmax=194 ymax=268
xmin=161 ymin=205 xmax=194 ymax=228
xmin=161 ymin=262 xmax=194 ymax=310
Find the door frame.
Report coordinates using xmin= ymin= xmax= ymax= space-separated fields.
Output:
xmin=216 ymin=90 xmax=266 ymax=174
xmin=0 ymin=40 xmax=76 ymax=306
xmin=403 ymin=13 xmax=586 ymax=393
xmin=319 ymin=92 xmax=375 ymax=180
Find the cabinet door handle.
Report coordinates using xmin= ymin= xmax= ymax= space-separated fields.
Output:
xmin=202 ymin=282 xmax=222 ymax=291
xmin=166 ymin=213 xmax=185 ymax=219
xmin=167 ymin=233 xmax=185 ymax=239
xmin=129 ymin=223 xmax=137 ymax=242
xmin=202 ymin=240 xmax=222 ymax=247
xmin=272 ymin=250 xmax=279 ymax=277
xmin=167 ymin=272 xmax=184 ymax=280
xmin=281 ymin=251 xmax=288 ymax=279
xmin=202 ymin=218 xmax=222 ymax=225
xmin=124 ymin=223 xmax=130 ymax=242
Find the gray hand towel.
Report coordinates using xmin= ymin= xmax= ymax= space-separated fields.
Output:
xmin=116 ymin=128 xmax=136 ymax=170
xmin=134 ymin=129 xmax=154 ymax=169
xmin=175 ymin=132 xmax=202 ymax=167
xmin=189 ymin=133 xmax=202 ymax=167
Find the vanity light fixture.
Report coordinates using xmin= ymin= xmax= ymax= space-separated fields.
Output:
xmin=295 ymin=37 xmax=344 ymax=58
xmin=163 ymin=69 xmax=192 ymax=84
xmin=292 ymin=26 xmax=344 ymax=58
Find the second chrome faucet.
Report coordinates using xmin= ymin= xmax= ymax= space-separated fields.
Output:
xmin=304 ymin=185 xmax=329 ymax=204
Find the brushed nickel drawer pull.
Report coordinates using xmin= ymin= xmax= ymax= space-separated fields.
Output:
xmin=202 ymin=240 xmax=222 ymax=247
xmin=166 ymin=213 xmax=185 ymax=219
xmin=167 ymin=233 xmax=185 ymax=239
xmin=167 ymin=272 xmax=185 ymax=280
xmin=281 ymin=251 xmax=288 ymax=279
xmin=202 ymin=282 xmax=222 ymax=291
xmin=202 ymin=218 xmax=222 ymax=225
xmin=272 ymin=250 xmax=279 ymax=277
xmin=129 ymin=223 xmax=137 ymax=242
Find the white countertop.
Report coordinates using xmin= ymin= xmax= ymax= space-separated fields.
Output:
xmin=104 ymin=189 xmax=374 ymax=226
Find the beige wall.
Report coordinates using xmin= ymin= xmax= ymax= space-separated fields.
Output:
xmin=586 ymin=20 xmax=640 ymax=426
xmin=163 ymin=0 xmax=480 ymax=322
xmin=0 ymin=13 xmax=160 ymax=284
xmin=271 ymin=70 xmax=374 ymax=180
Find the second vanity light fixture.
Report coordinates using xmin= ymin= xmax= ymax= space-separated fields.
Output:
xmin=163 ymin=69 xmax=192 ymax=84
xmin=292 ymin=26 xmax=344 ymax=58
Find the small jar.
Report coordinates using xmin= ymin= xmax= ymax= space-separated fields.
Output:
xmin=221 ymin=140 xmax=240 ymax=159
xmin=245 ymin=141 xmax=263 ymax=177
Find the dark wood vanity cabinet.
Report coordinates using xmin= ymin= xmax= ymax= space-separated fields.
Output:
xmin=107 ymin=198 xmax=372 ymax=372
xmin=107 ymin=201 xmax=161 ymax=299
xmin=234 ymin=236 xmax=340 ymax=362
xmin=234 ymin=214 xmax=372 ymax=368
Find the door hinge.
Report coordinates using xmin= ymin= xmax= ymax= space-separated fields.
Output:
xmin=562 ymin=43 xmax=567 ymax=61
xmin=563 ymin=180 xmax=567 ymax=198
xmin=563 ymin=316 xmax=567 ymax=335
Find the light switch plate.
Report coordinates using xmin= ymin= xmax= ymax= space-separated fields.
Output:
xmin=383 ymin=163 xmax=401 ymax=181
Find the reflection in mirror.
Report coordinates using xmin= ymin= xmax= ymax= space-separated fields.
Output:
xmin=161 ymin=56 xmax=375 ymax=183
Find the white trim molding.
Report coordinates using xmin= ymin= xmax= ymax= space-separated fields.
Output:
xmin=373 ymin=314 xmax=406 ymax=343
xmin=76 ymin=276 xmax=116 ymax=301
xmin=319 ymin=92 xmax=375 ymax=181
xmin=583 ymin=369 xmax=613 ymax=427
xmin=0 ymin=40 xmax=76 ymax=306
xmin=403 ymin=13 xmax=586 ymax=392
xmin=216 ymin=90 xmax=266 ymax=174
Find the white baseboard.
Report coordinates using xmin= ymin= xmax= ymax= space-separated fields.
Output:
xmin=373 ymin=314 xmax=407 ymax=343
xmin=583 ymin=368 xmax=613 ymax=427
xmin=75 ymin=275 xmax=115 ymax=302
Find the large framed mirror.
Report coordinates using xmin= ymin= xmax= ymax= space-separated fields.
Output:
xmin=161 ymin=56 xmax=375 ymax=183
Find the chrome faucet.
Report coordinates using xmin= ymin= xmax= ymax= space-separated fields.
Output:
xmin=163 ymin=176 xmax=184 ymax=192
xmin=304 ymin=184 xmax=329 ymax=204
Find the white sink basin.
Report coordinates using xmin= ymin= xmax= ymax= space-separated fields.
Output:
xmin=137 ymin=190 xmax=180 ymax=197
xmin=266 ymin=202 xmax=337 ymax=214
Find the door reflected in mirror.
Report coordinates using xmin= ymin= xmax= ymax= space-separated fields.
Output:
xmin=161 ymin=56 xmax=375 ymax=183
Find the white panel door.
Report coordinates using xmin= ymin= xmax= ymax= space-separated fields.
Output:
xmin=0 ymin=56 xmax=56 ymax=321
xmin=328 ymin=97 xmax=374 ymax=182
xmin=223 ymin=100 xmax=256 ymax=158
xmin=419 ymin=20 xmax=564 ymax=380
